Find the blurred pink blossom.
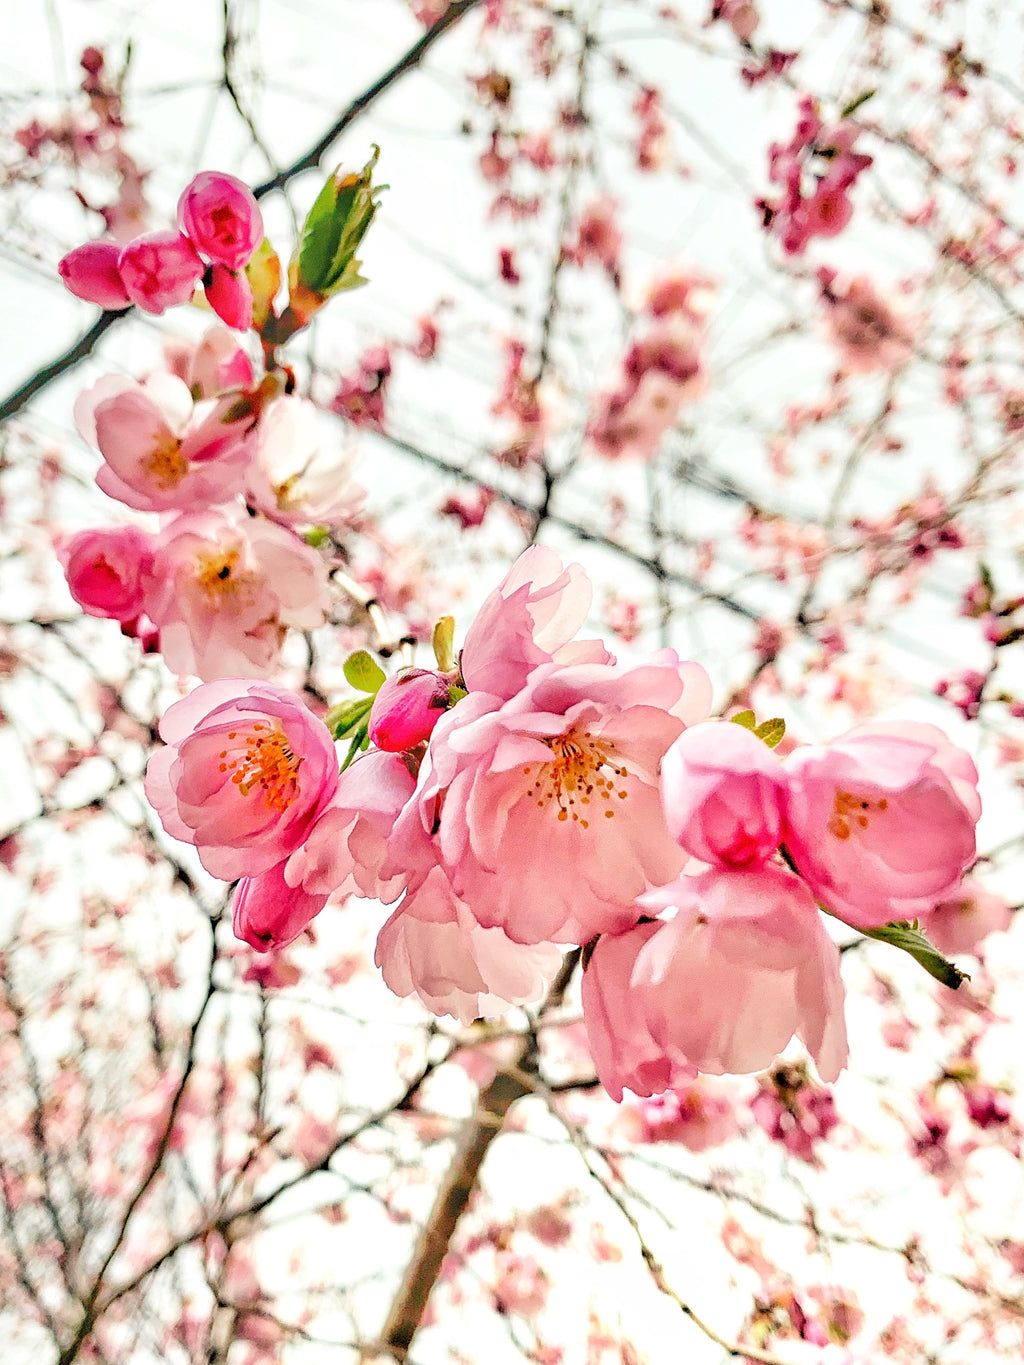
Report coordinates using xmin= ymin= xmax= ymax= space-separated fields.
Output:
xmin=922 ymin=876 xmax=1013 ymax=956
xmin=58 ymin=524 xmax=154 ymax=622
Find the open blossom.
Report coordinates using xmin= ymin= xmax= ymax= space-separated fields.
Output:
xmin=401 ymin=652 xmax=713 ymax=946
xmin=783 ymin=721 xmax=981 ymax=930
xmin=163 ymin=324 xmax=255 ymax=398
xmin=582 ymin=920 xmax=696 ymax=1101
xmin=460 ymin=544 xmax=612 ymax=700
xmin=178 ymin=171 xmax=263 ymax=271
xmin=818 ymin=270 xmax=915 ymax=373
xmin=375 ymin=866 xmax=563 ymax=1023
xmin=145 ymin=679 xmax=340 ymax=881
xmin=660 ymin=719 xmax=787 ymax=867
xmin=922 ymin=876 xmax=1013 ymax=956
xmin=74 ymin=372 xmax=251 ymax=513
xmin=143 ymin=505 xmax=330 ymax=680
xmin=58 ymin=524 xmax=155 ymax=622
xmin=233 ymin=859 xmax=329 ymax=952
xmin=245 ymin=396 xmax=364 ymax=529
xmin=118 ymin=230 xmax=204 ymax=313
xmin=629 ymin=866 xmax=848 ymax=1082
xmin=284 ymin=749 xmax=417 ymax=902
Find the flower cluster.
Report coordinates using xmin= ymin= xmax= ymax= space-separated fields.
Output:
xmin=143 ymin=547 xmax=987 ymax=1099
xmin=59 ymin=170 xmax=264 ymax=326
xmin=758 ymin=95 xmax=872 ymax=255
xmin=587 ymin=262 xmax=712 ymax=460
xmin=59 ymin=324 xmax=361 ymax=679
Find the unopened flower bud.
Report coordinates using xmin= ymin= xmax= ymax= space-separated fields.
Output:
xmin=118 ymin=231 xmax=204 ymax=314
xmin=178 ymin=171 xmax=264 ymax=270
xmin=58 ymin=240 xmax=131 ymax=310
xmin=368 ymin=668 xmax=452 ymax=752
xmin=205 ymin=263 xmax=254 ymax=330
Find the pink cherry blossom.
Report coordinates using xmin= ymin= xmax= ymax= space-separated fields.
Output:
xmin=245 ymin=396 xmax=364 ymax=530
xmin=922 ymin=876 xmax=1013 ymax=956
xmin=617 ymin=1080 xmax=740 ymax=1150
xmin=74 ymin=372 xmax=251 ymax=513
xmin=233 ymin=858 xmax=329 ymax=952
xmin=143 ymin=505 xmax=330 ymax=680
xmin=659 ymin=720 xmax=788 ymax=868
xmin=633 ymin=865 xmax=848 ymax=1082
xmin=564 ymin=195 xmax=622 ymax=274
xmin=368 ymin=668 xmax=453 ymax=751
xmin=402 ymin=652 xmax=713 ymax=945
xmin=144 ymin=679 xmax=340 ymax=881
xmin=178 ymin=171 xmax=263 ymax=270
xmin=460 ymin=544 xmax=613 ymax=700
xmin=58 ymin=524 xmax=155 ymax=622
xmin=204 ymin=263 xmax=253 ymax=330
xmin=164 ymin=324 xmax=255 ymax=398
xmin=58 ymin=240 xmax=130 ymax=309
xmin=118 ymin=230 xmax=204 ymax=313
xmin=783 ymin=721 xmax=981 ymax=930
xmin=582 ymin=921 xmax=696 ymax=1101
xmin=818 ymin=270 xmax=915 ymax=374
xmin=284 ymin=749 xmax=417 ymax=902
xmin=375 ymin=866 xmax=563 ymax=1023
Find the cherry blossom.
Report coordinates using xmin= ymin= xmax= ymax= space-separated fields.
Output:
xmin=783 ymin=721 xmax=981 ymax=930
xmin=144 ymin=679 xmax=340 ymax=881
xmin=143 ymin=505 xmax=330 ymax=680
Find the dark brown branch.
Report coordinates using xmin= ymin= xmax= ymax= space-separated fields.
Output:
xmin=0 ymin=309 xmax=127 ymax=426
xmin=377 ymin=950 xmax=580 ymax=1363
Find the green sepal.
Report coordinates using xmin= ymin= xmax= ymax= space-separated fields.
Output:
xmin=297 ymin=147 xmax=385 ymax=297
xmin=730 ymin=709 xmax=756 ymax=730
xmin=432 ymin=615 xmax=456 ymax=672
xmin=324 ymin=694 xmax=373 ymax=740
xmin=840 ymin=88 xmax=876 ymax=118
xmin=303 ymin=525 xmax=331 ymax=548
xmin=343 ymin=650 xmax=386 ymax=695
xmin=340 ymin=724 xmax=371 ymax=773
xmin=859 ymin=919 xmax=968 ymax=990
xmin=755 ymin=717 xmax=786 ymax=748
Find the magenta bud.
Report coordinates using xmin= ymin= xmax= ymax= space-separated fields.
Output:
xmin=118 ymin=231 xmax=204 ymax=314
xmin=178 ymin=171 xmax=264 ymax=270
xmin=58 ymin=240 xmax=131 ymax=309
xmin=368 ymin=668 xmax=452 ymax=752
xmin=205 ymin=263 xmax=253 ymax=330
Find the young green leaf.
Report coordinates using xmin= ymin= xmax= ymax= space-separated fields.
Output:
xmin=859 ymin=919 xmax=968 ymax=990
xmin=730 ymin=709 xmax=757 ymax=730
xmin=343 ymin=650 xmax=386 ymax=695
xmin=754 ymin=717 xmax=786 ymax=748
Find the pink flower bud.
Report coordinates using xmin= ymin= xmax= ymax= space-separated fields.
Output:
xmin=368 ymin=668 xmax=452 ymax=751
xmin=58 ymin=240 xmax=131 ymax=309
xmin=58 ymin=525 xmax=155 ymax=621
xmin=204 ymin=262 xmax=253 ymax=330
xmin=233 ymin=859 xmax=329 ymax=952
xmin=118 ymin=231 xmax=204 ymax=314
xmin=178 ymin=171 xmax=264 ymax=270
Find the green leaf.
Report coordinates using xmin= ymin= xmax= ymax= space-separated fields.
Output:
xmin=324 ymin=694 xmax=373 ymax=740
xmin=730 ymin=709 xmax=756 ymax=730
xmin=343 ymin=650 xmax=386 ymax=695
xmin=297 ymin=172 xmax=344 ymax=295
xmin=859 ymin=919 xmax=968 ymax=990
xmin=754 ymin=717 xmax=786 ymax=748
xmin=297 ymin=148 xmax=385 ymax=297
xmin=432 ymin=615 xmax=456 ymax=672
xmin=303 ymin=525 xmax=330 ymax=548
xmin=840 ymin=88 xmax=876 ymax=118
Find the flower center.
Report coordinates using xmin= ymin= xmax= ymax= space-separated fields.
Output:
xmin=195 ymin=547 xmax=251 ymax=601
xmin=521 ymin=730 xmax=629 ymax=829
xmin=828 ymin=789 xmax=889 ymax=840
xmin=217 ymin=721 xmax=303 ymax=812
xmin=145 ymin=431 xmax=188 ymax=489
